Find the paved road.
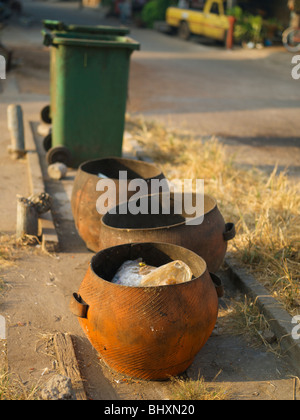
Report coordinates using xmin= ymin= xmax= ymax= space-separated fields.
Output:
xmin=7 ymin=0 xmax=299 ymax=177
xmin=127 ymin=30 xmax=300 ymax=177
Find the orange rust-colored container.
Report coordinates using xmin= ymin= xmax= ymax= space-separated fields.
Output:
xmin=100 ymin=193 xmax=235 ymax=273
xmin=70 ymin=242 xmax=220 ymax=380
xmin=71 ymin=157 xmax=165 ymax=252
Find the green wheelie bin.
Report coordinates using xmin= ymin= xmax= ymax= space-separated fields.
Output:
xmin=42 ymin=21 xmax=140 ymax=167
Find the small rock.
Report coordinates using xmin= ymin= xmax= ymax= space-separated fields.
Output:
xmin=48 ymin=162 xmax=68 ymax=180
xmin=37 ymin=123 xmax=52 ymax=137
xmin=40 ymin=374 xmax=75 ymax=400
xmin=263 ymin=330 xmax=277 ymax=344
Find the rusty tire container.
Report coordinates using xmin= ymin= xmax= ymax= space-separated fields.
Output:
xmin=71 ymin=157 xmax=165 ymax=252
xmin=70 ymin=242 xmax=219 ymax=380
xmin=100 ymin=193 xmax=235 ymax=273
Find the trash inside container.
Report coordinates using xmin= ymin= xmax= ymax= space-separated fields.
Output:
xmin=42 ymin=21 xmax=140 ymax=167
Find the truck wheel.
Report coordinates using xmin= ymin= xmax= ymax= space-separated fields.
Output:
xmin=178 ymin=21 xmax=190 ymax=41
xmin=46 ymin=146 xmax=72 ymax=167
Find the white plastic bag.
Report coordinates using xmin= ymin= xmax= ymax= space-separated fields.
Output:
xmin=112 ymin=259 xmax=193 ymax=287
xmin=140 ymin=260 xmax=193 ymax=287
xmin=111 ymin=259 xmax=156 ymax=287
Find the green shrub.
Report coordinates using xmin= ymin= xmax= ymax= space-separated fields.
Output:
xmin=227 ymin=6 xmax=264 ymax=43
xmin=141 ymin=0 xmax=173 ymax=28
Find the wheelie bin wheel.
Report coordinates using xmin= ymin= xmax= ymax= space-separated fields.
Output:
xmin=43 ymin=133 xmax=52 ymax=152
xmin=41 ymin=105 xmax=52 ymax=124
xmin=46 ymin=146 xmax=72 ymax=167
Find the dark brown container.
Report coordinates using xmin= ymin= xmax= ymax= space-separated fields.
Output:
xmin=70 ymin=242 xmax=220 ymax=380
xmin=100 ymin=193 xmax=235 ymax=273
xmin=71 ymin=157 xmax=165 ymax=251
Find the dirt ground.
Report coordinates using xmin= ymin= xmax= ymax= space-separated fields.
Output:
xmin=5 ymin=18 xmax=300 ymax=181
xmin=127 ymin=48 xmax=300 ymax=180
xmin=9 ymin=46 xmax=50 ymax=96
xmin=0 ymin=6 xmax=300 ymax=401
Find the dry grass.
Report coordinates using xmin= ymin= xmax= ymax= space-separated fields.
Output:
xmin=125 ymin=115 xmax=300 ymax=316
xmin=0 ymin=333 xmax=58 ymax=400
xmin=0 ymin=278 xmax=5 ymax=295
xmin=218 ymin=296 xmax=281 ymax=355
xmin=0 ymin=246 xmax=13 ymax=268
xmin=0 ymin=234 xmax=17 ymax=295
xmin=170 ymin=374 xmax=230 ymax=400
xmin=0 ymin=370 xmax=40 ymax=400
xmin=0 ymin=234 xmax=17 ymax=268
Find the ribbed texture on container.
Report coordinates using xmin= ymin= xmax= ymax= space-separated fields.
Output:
xmin=76 ymin=247 xmax=218 ymax=380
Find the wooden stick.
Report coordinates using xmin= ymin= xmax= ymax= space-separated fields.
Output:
xmin=53 ymin=333 xmax=87 ymax=401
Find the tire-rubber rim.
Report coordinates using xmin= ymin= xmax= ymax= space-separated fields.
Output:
xmin=46 ymin=146 xmax=72 ymax=167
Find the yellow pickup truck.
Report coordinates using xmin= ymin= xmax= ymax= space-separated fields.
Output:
xmin=166 ymin=0 xmax=234 ymax=47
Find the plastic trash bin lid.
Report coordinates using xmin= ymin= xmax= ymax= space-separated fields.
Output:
xmin=51 ymin=34 xmax=140 ymax=50
xmin=43 ymin=20 xmax=130 ymax=36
